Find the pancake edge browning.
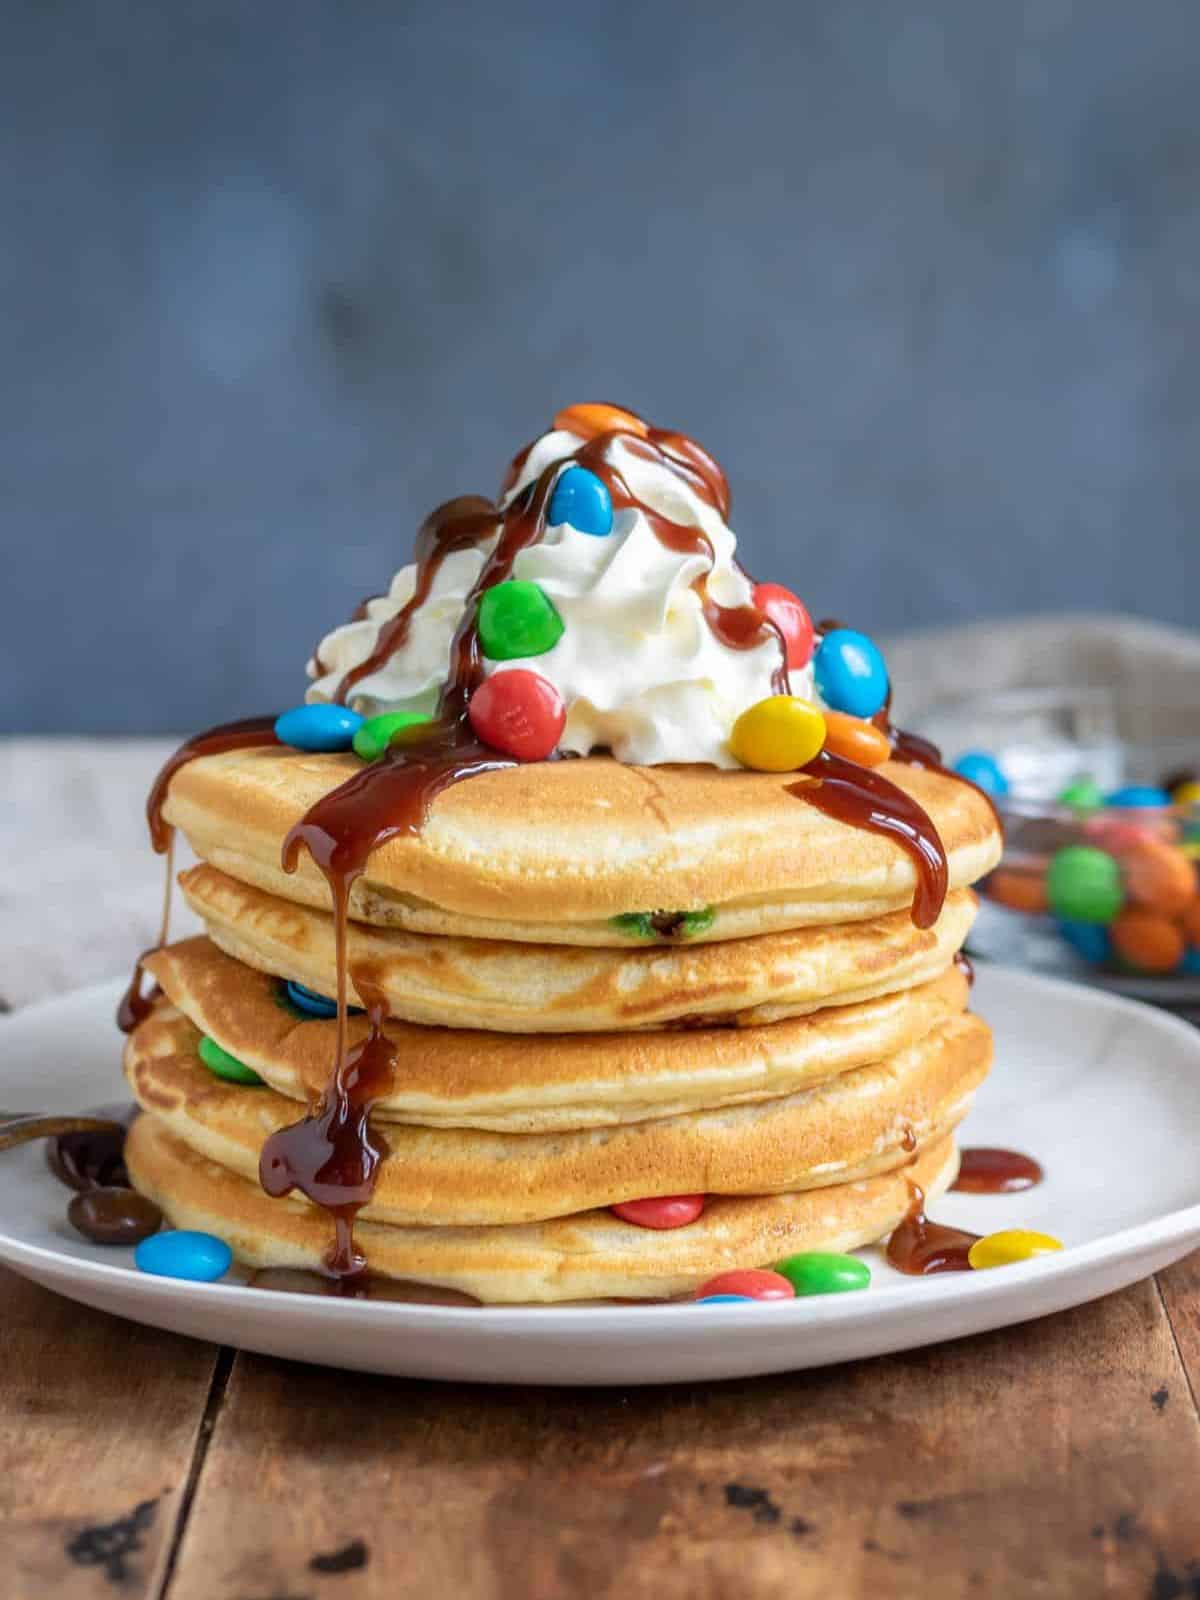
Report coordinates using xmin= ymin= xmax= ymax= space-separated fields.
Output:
xmin=163 ymin=748 xmax=1001 ymax=937
xmin=179 ymin=863 xmax=979 ymax=1033
xmin=125 ymin=1114 xmax=959 ymax=1302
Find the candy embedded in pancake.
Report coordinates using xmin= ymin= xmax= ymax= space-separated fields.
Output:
xmin=177 ymin=864 xmax=979 ymax=1034
xmin=161 ymin=749 xmax=1001 ymax=942
xmin=124 ymin=1114 xmax=961 ymax=1303
xmin=124 ymin=1001 xmax=989 ymax=1225
xmin=143 ymin=937 xmax=972 ymax=1130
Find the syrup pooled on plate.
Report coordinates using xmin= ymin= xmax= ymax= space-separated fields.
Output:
xmin=952 ymin=1147 xmax=1044 ymax=1194
xmin=887 ymin=1183 xmax=981 ymax=1276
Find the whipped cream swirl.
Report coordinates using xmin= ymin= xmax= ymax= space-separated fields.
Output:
xmin=307 ymin=426 xmax=809 ymax=767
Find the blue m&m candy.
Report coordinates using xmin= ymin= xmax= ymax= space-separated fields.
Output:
xmin=1106 ymin=785 xmax=1172 ymax=809
xmin=813 ymin=629 xmax=889 ymax=720
xmin=135 ymin=1230 xmax=232 ymax=1282
xmin=285 ymin=980 xmax=338 ymax=1019
xmin=953 ymin=751 xmax=1010 ymax=798
xmin=548 ymin=466 xmax=613 ymax=536
xmin=696 ymin=1294 xmax=755 ymax=1305
xmin=275 ymin=703 xmax=364 ymax=753
xmin=284 ymin=980 xmax=362 ymax=1019
xmin=1181 ymin=948 xmax=1200 ymax=975
xmin=1057 ymin=919 xmax=1113 ymax=964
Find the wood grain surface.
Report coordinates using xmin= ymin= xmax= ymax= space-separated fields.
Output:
xmin=3 ymin=1262 xmax=1200 ymax=1599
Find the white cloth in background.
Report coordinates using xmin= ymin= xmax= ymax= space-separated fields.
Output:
xmin=885 ymin=613 xmax=1200 ymax=733
xmin=0 ymin=740 xmax=200 ymax=1010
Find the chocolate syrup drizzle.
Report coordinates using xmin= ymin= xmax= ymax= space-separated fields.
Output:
xmin=130 ymin=406 xmax=959 ymax=1278
xmin=118 ymin=716 xmax=283 ymax=1036
xmin=887 ymin=1183 xmax=981 ymax=1275
xmin=260 ymin=979 xmax=397 ymax=1276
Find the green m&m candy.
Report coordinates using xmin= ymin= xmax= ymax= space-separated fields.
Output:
xmin=774 ymin=1251 xmax=871 ymax=1296
xmin=198 ymin=1035 xmax=264 ymax=1085
xmin=1057 ymin=778 xmax=1105 ymax=814
xmin=478 ymin=581 xmax=564 ymax=662
xmin=1046 ymin=845 xmax=1124 ymax=924
xmin=352 ymin=710 xmax=434 ymax=762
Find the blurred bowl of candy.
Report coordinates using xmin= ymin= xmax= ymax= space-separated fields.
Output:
xmin=919 ymin=687 xmax=1200 ymax=1001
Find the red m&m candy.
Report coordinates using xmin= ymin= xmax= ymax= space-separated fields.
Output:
xmin=752 ymin=583 xmax=814 ymax=670
xmin=694 ymin=1269 xmax=795 ymax=1302
xmin=611 ymin=1194 xmax=705 ymax=1229
xmin=468 ymin=669 xmax=565 ymax=762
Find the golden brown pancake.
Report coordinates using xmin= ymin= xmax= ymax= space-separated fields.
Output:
xmin=143 ymin=937 xmax=972 ymax=1130
xmin=162 ymin=748 xmax=1001 ymax=941
xmin=124 ymin=1001 xmax=988 ymax=1223
xmin=179 ymin=863 xmax=979 ymax=1033
xmin=125 ymin=1114 xmax=958 ymax=1302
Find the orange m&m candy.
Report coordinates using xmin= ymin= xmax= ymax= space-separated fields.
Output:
xmin=987 ymin=868 xmax=1049 ymax=915
xmin=554 ymin=402 xmax=649 ymax=439
xmin=822 ymin=711 xmax=891 ymax=768
xmin=1121 ymin=838 xmax=1197 ymax=917
xmin=1110 ymin=909 xmax=1185 ymax=974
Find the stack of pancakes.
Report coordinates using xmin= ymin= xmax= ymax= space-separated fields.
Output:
xmin=122 ymin=748 xmax=1002 ymax=1302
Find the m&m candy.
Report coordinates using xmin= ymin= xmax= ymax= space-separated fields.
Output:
xmin=554 ymin=402 xmax=648 ymax=438
xmin=1171 ymin=780 xmax=1200 ymax=809
xmin=198 ymin=1035 xmax=264 ymax=1086
xmin=353 ymin=711 xmax=434 ymax=762
xmin=1057 ymin=919 xmax=1113 ymax=964
xmin=967 ymin=1229 xmax=1063 ymax=1270
xmin=988 ymin=869 xmax=1049 ymax=915
xmin=697 ymin=1294 xmax=755 ymax=1305
xmin=773 ymin=1251 xmax=872 ymax=1296
xmin=1106 ymin=785 xmax=1171 ymax=809
xmin=284 ymin=980 xmax=339 ymax=1020
xmin=135 ymin=1230 xmax=233 ymax=1282
xmin=694 ymin=1269 xmax=795 ymax=1302
xmin=468 ymin=669 xmax=565 ymax=761
xmin=953 ymin=751 xmax=1010 ymax=798
xmin=274 ymin=703 xmax=365 ymax=753
xmin=1082 ymin=815 xmax=1161 ymax=855
xmin=752 ymin=583 xmax=814 ymax=671
xmin=611 ymin=1194 xmax=705 ymax=1229
xmin=548 ymin=466 xmax=613 ymax=536
xmin=1121 ymin=838 xmax=1196 ymax=917
xmin=478 ymin=581 xmax=564 ymax=662
xmin=813 ymin=629 xmax=889 ymax=720
xmin=1058 ymin=778 xmax=1105 ymax=814
xmin=822 ymin=711 xmax=891 ymax=767
xmin=730 ymin=695 xmax=826 ymax=772
xmin=1045 ymin=846 xmax=1123 ymax=924
xmin=1110 ymin=909 xmax=1185 ymax=974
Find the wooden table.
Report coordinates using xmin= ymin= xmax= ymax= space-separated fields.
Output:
xmin=5 ymin=1258 xmax=1200 ymax=1597
xmin=6 ymin=740 xmax=1200 ymax=1596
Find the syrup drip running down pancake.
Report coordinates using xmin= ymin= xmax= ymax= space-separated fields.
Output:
xmin=122 ymin=404 xmax=1001 ymax=1280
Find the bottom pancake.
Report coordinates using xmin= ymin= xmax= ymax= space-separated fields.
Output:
xmin=126 ymin=1115 xmax=957 ymax=1303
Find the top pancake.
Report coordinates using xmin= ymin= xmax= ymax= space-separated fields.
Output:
xmin=162 ymin=748 xmax=1001 ymax=943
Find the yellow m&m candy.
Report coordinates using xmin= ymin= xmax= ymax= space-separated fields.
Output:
xmin=730 ymin=696 xmax=827 ymax=773
xmin=967 ymin=1229 xmax=1063 ymax=1270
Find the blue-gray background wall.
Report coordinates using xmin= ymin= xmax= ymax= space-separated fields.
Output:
xmin=3 ymin=0 xmax=1198 ymax=733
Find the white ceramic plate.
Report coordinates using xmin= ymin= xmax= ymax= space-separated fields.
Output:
xmin=1 ymin=966 xmax=1199 ymax=1386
